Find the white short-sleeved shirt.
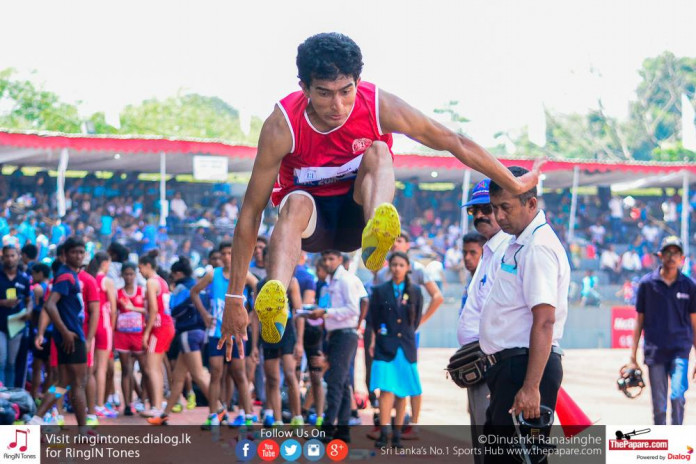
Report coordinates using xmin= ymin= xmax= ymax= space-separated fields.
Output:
xmin=445 ymin=247 xmax=463 ymax=269
xmin=600 ymin=250 xmax=620 ymax=270
xmin=325 ymin=265 xmax=367 ymax=332
xmin=609 ymin=198 xmax=623 ymax=219
xmin=479 ymin=211 xmax=570 ymax=355
xmin=457 ymin=229 xmax=511 ymax=345
xmin=425 ymin=260 xmax=444 ymax=283
xmin=641 ymin=224 xmax=659 ymax=243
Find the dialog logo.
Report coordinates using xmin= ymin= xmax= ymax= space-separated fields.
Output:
xmin=235 ymin=439 xmax=257 ymax=462
xmin=280 ymin=438 xmax=302 ymax=461
xmin=669 ymin=446 xmax=695 ymax=460
xmin=258 ymin=439 xmax=280 ymax=461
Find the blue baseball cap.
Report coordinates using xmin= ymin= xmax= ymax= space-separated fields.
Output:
xmin=463 ymin=179 xmax=491 ymax=207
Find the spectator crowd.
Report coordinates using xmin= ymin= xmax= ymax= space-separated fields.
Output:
xmin=0 ymin=168 xmax=695 ymax=440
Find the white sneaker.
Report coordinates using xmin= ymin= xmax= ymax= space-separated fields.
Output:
xmin=133 ymin=400 xmax=145 ymax=413
xmin=27 ymin=415 xmax=44 ymax=425
xmin=139 ymin=408 xmax=161 ymax=418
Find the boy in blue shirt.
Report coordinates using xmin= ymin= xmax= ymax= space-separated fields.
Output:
xmin=29 ymin=238 xmax=99 ymax=430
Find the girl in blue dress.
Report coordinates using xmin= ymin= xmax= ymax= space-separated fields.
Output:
xmin=367 ymin=251 xmax=423 ymax=449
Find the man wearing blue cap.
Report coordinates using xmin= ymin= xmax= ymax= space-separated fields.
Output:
xmin=457 ymin=178 xmax=511 ymax=464
xmin=626 ymin=235 xmax=696 ymax=425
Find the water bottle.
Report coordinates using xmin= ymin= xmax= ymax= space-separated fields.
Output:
xmin=379 ymin=324 xmax=387 ymax=336
xmin=348 ymin=449 xmax=377 ymax=460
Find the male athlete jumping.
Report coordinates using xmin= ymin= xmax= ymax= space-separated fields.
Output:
xmin=220 ymin=32 xmax=542 ymax=356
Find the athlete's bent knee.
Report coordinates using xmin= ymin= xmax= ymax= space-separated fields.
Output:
xmin=279 ymin=194 xmax=313 ymax=220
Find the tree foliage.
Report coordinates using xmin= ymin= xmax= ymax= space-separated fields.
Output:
xmin=0 ymin=68 xmax=261 ymax=144
xmin=2 ymin=54 xmax=696 ymax=161
xmin=0 ymin=68 xmax=82 ymax=133
xmin=119 ymin=93 xmax=261 ymax=144
xmin=507 ymin=51 xmax=696 ymax=161
xmin=630 ymin=52 xmax=696 ymax=161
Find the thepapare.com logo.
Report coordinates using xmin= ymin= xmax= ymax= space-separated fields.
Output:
xmin=3 ymin=426 xmax=40 ymax=462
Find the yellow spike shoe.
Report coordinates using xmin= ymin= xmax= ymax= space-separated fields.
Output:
xmin=361 ymin=203 xmax=401 ymax=272
xmin=255 ymin=280 xmax=289 ymax=343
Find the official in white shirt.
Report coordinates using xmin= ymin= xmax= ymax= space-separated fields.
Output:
xmin=457 ymin=178 xmax=512 ymax=464
xmin=480 ymin=166 xmax=569 ymax=445
xmin=309 ymin=250 xmax=367 ymax=443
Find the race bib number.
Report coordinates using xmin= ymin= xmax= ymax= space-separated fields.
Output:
xmin=117 ymin=312 xmax=143 ymax=333
xmin=294 ymin=155 xmax=363 ymax=186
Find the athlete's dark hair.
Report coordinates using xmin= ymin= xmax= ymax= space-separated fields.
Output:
xmin=462 ymin=231 xmax=487 ymax=248
xmin=87 ymin=251 xmax=110 ymax=277
xmin=139 ymin=250 xmax=168 ymax=280
xmin=121 ymin=261 xmax=137 ymax=273
xmin=170 ymin=256 xmax=193 ymax=278
xmin=21 ymin=244 xmax=38 ymax=260
xmin=489 ymin=166 xmax=537 ymax=205
xmin=320 ymin=249 xmax=342 ymax=258
xmin=63 ymin=237 xmax=85 ymax=253
xmin=107 ymin=242 xmax=130 ymax=263
xmin=138 ymin=249 xmax=159 ymax=268
xmin=314 ymin=258 xmax=329 ymax=272
xmin=32 ymin=263 xmax=51 ymax=279
xmin=51 ymin=258 xmax=63 ymax=276
xmin=297 ymin=33 xmax=363 ymax=86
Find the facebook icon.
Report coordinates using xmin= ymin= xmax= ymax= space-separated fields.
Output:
xmin=235 ymin=439 xmax=256 ymax=461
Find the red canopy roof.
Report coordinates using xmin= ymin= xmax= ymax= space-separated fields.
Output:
xmin=1 ymin=130 xmax=694 ymax=187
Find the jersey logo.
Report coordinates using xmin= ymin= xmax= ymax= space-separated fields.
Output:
xmin=352 ymin=138 xmax=373 ymax=154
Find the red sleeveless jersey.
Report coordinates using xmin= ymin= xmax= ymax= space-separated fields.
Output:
xmin=148 ymin=276 xmax=172 ymax=329
xmin=271 ymin=81 xmax=393 ymax=206
xmin=116 ymin=286 xmax=146 ymax=333
xmin=78 ymin=270 xmax=99 ymax=325
xmin=95 ymin=274 xmax=112 ymax=326
xmin=117 ymin=286 xmax=145 ymax=314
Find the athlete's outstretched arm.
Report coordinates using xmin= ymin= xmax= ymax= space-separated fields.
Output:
xmin=379 ymin=90 xmax=543 ymax=195
xmin=219 ymin=106 xmax=293 ymax=361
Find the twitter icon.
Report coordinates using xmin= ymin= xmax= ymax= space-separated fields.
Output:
xmin=280 ymin=439 xmax=302 ymax=461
